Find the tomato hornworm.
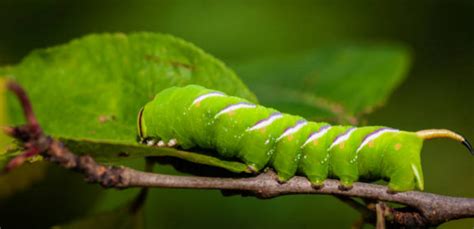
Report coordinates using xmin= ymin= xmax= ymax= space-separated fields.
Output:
xmin=137 ymin=85 xmax=473 ymax=192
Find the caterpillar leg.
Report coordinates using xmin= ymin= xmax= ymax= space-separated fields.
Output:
xmin=275 ymin=170 xmax=295 ymax=183
xmin=143 ymin=138 xmax=179 ymax=148
xmin=272 ymin=118 xmax=315 ymax=183
xmin=338 ymin=176 xmax=356 ymax=190
xmin=298 ymin=124 xmax=332 ymax=189
xmin=238 ymin=134 xmax=277 ymax=173
xmin=143 ymin=138 xmax=159 ymax=146
xmin=306 ymin=175 xmax=326 ymax=188
xmin=157 ymin=140 xmax=166 ymax=147
xmin=167 ymin=139 xmax=178 ymax=147
xmin=387 ymin=166 xmax=417 ymax=192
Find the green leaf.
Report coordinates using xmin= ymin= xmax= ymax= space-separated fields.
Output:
xmin=0 ymin=78 xmax=13 ymax=152
xmin=236 ymin=44 xmax=411 ymax=124
xmin=61 ymin=138 xmax=251 ymax=173
xmin=3 ymin=33 xmax=256 ymax=143
xmin=0 ymin=161 xmax=48 ymax=199
xmin=0 ymin=77 xmax=51 ymax=199
xmin=0 ymin=33 xmax=256 ymax=169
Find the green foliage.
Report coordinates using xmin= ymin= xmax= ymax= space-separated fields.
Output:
xmin=237 ymin=44 xmax=411 ymax=124
xmin=0 ymin=161 xmax=48 ymax=199
xmin=0 ymin=32 xmax=257 ymax=171
xmin=0 ymin=33 xmax=414 ymax=228
xmin=0 ymin=33 xmax=256 ymax=227
xmin=3 ymin=32 xmax=256 ymax=143
xmin=1 ymin=1 xmax=472 ymax=228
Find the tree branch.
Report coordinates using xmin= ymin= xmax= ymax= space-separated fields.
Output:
xmin=3 ymin=81 xmax=474 ymax=227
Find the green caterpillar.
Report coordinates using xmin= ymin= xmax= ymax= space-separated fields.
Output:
xmin=137 ymin=85 xmax=472 ymax=192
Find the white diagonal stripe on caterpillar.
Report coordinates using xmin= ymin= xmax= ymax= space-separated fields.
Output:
xmin=190 ymin=92 xmax=225 ymax=106
xmin=356 ymin=128 xmax=399 ymax=152
xmin=214 ymin=102 xmax=257 ymax=118
xmin=247 ymin=112 xmax=283 ymax=132
xmin=301 ymin=125 xmax=332 ymax=148
xmin=328 ymin=127 xmax=357 ymax=150
xmin=276 ymin=120 xmax=308 ymax=142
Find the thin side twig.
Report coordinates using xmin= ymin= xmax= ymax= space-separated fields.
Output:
xmin=3 ymin=81 xmax=474 ymax=227
xmin=336 ymin=196 xmax=375 ymax=228
xmin=375 ymin=202 xmax=386 ymax=229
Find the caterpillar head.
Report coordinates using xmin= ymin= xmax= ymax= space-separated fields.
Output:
xmin=137 ymin=85 xmax=224 ymax=146
xmin=136 ymin=87 xmax=179 ymax=143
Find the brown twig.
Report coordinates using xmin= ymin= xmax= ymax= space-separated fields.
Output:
xmin=7 ymin=82 xmax=40 ymax=132
xmin=375 ymin=202 xmax=386 ymax=229
xmin=3 ymin=81 xmax=474 ymax=227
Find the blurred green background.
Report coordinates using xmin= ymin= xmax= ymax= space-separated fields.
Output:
xmin=0 ymin=0 xmax=472 ymax=228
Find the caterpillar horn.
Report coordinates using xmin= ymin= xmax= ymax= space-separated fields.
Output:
xmin=416 ymin=129 xmax=473 ymax=155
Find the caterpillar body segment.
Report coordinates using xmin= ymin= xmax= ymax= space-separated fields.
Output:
xmin=138 ymin=85 xmax=470 ymax=192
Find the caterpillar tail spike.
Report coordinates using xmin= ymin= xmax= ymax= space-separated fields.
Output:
xmin=463 ymin=140 xmax=474 ymax=155
xmin=416 ymin=129 xmax=473 ymax=155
